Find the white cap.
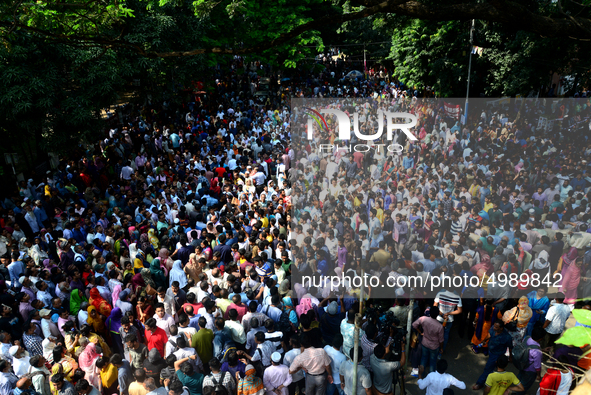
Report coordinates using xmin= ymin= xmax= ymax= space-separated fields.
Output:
xmin=271 ymin=352 xmax=281 ymax=363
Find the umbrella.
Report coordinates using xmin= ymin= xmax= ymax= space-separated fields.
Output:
xmin=346 ymin=70 xmax=364 ymax=79
xmin=281 ymin=78 xmax=291 ymax=82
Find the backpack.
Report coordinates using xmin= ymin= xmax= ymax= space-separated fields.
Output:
xmin=244 ymin=281 xmax=261 ymax=294
xmin=251 ymin=348 xmax=266 ymax=378
xmin=217 ymin=346 xmax=237 ymax=364
xmin=277 ymin=310 xmax=295 ymax=335
xmin=168 ymin=339 xmax=179 ymax=354
xmin=209 ymin=371 xmax=227 ymax=386
xmin=512 ymin=336 xmax=540 ymax=371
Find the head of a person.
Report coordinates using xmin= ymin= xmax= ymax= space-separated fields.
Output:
xmin=145 ymin=318 xmax=157 ymax=333
xmin=75 ymin=379 xmax=92 ymax=395
xmin=493 ymin=321 xmax=504 ymax=334
xmin=430 ymin=306 xmax=439 ymax=320
xmin=125 ymin=334 xmax=139 ymax=350
xmin=209 ymin=357 xmax=221 ymax=373
xmin=349 ymin=346 xmax=363 ymax=361
xmin=51 ymin=373 xmax=66 ymax=390
xmin=436 ymin=359 xmax=448 ymax=374
xmin=134 ymin=369 xmax=146 ymax=383
xmin=496 ymin=355 xmax=509 ymax=370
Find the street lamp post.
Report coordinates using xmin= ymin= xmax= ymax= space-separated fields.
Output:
xmin=464 ymin=19 xmax=475 ymax=125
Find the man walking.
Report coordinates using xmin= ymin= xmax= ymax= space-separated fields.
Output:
xmin=417 ymin=360 xmax=465 ymax=395
xmin=472 ymin=321 xmax=513 ymax=390
xmin=412 ymin=306 xmax=444 ymax=378
xmin=483 ymin=355 xmax=524 ymax=395
xmin=289 ymin=334 xmax=334 ymax=395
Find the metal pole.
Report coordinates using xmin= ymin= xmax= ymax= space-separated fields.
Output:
xmin=363 ymin=43 xmax=367 ymax=77
xmin=405 ymin=296 xmax=414 ymax=367
xmin=352 ymin=270 xmax=364 ymax=395
xmin=464 ymin=19 xmax=475 ymax=125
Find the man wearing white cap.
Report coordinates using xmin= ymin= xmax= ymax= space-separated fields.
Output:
xmin=40 ymin=309 xmax=61 ymax=340
xmin=9 ymin=346 xmax=30 ymax=377
xmin=263 ymin=352 xmax=292 ymax=395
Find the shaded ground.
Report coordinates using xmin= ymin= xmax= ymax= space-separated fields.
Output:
xmin=396 ymin=308 xmax=579 ymax=395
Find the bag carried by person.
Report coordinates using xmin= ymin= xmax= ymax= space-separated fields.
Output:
xmin=505 ymin=309 xmax=519 ymax=332
xmin=512 ymin=336 xmax=540 ymax=371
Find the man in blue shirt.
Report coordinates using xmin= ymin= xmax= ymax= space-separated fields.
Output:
xmin=403 ymin=152 xmax=414 ymax=170
xmin=473 ymin=321 xmax=513 ymax=390
xmin=170 ymin=132 xmax=180 ymax=148
xmin=499 ymin=194 xmax=514 ymax=222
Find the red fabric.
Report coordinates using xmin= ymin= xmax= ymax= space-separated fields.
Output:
xmin=538 ymin=368 xmax=564 ymax=395
xmin=145 ymin=327 xmax=168 ymax=357
xmin=225 ymin=302 xmax=248 ymax=321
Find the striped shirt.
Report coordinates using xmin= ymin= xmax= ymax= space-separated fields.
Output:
xmin=434 ymin=290 xmax=462 ymax=323
xmin=450 ymin=220 xmax=463 ymax=236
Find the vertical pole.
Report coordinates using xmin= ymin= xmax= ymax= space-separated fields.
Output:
xmin=464 ymin=19 xmax=475 ymax=125
xmin=405 ymin=297 xmax=414 ymax=367
xmin=363 ymin=43 xmax=367 ymax=77
xmin=352 ymin=269 xmax=364 ymax=395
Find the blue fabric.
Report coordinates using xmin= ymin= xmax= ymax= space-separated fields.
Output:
xmin=420 ymin=344 xmax=439 ymax=374
xmin=477 ymin=353 xmax=501 ymax=385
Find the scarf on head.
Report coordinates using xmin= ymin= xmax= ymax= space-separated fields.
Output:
xmin=148 ymin=229 xmax=159 ymax=250
xmin=131 ymin=273 xmax=146 ymax=291
xmin=70 ymin=289 xmax=88 ymax=315
xmin=169 ymin=260 xmax=188 ymax=288
xmin=562 ymin=258 xmax=582 ymax=294
xmin=532 ymin=250 xmax=550 ymax=270
xmin=237 ymin=365 xmax=264 ymax=395
xmin=141 ymin=268 xmax=156 ymax=288
xmin=79 ymin=342 xmax=101 ymax=371
xmin=106 ymin=307 xmax=123 ymax=334
xmin=89 ymin=288 xmax=112 ymax=318
xmin=86 ymin=305 xmax=106 ymax=334
xmin=149 ymin=259 xmax=166 ymax=289
xmin=140 ymin=233 xmax=151 ymax=252
xmin=561 ymin=247 xmax=578 ymax=267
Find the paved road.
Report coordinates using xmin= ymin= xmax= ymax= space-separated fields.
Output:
xmin=397 ymin=306 xmax=578 ymax=395
xmin=398 ymin=322 xmax=533 ymax=395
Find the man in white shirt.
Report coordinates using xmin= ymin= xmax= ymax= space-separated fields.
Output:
xmin=224 ymin=309 xmax=247 ymax=345
xmin=156 ymin=288 xmax=176 ymax=320
xmin=543 ymin=293 xmax=572 ymax=346
xmin=36 ymin=282 xmax=53 ymax=309
xmin=239 ymin=332 xmax=274 ymax=368
xmin=283 ymin=335 xmax=304 ymax=395
xmin=77 ymin=302 xmax=89 ymax=327
xmin=173 ymin=336 xmax=203 ymax=373
xmin=165 ymin=326 xmax=181 ymax=357
xmin=324 ymin=336 xmax=346 ymax=395
xmin=417 ymin=359 xmax=465 ymax=395
xmin=263 ymin=352 xmax=292 ymax=395
xmin=120 ymin=161 xmax=134 ymax=181
xmin=153 ymin=303 xmax=175 ymax=337
xmin=40 ymin=310 xmax=60 ymax=340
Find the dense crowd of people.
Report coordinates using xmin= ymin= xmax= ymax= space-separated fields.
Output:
xmin=0 ymin=56 xmax=589 ymax=395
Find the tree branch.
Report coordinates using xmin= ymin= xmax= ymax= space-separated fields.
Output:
xmin=4 ymin=0 xmax=591 ymax=58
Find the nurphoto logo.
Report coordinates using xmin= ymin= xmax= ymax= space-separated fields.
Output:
xmin=304 ymin=107 xmax=418 ymax=153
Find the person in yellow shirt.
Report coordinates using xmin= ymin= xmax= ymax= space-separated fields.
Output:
xmin=483 ymin=195 xmax=494 ymax=215
xmin=96 ymin=356 xmax=119 ymax=395
xmin=484 ymin=355 xmax=524 ymax=395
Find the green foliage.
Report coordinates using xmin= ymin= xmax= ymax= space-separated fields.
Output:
xmin=386 ymin=15 xmax=591 ymax=96
xmin=556 ymin=309 xmax=591 ymax=348
xmin=3 ymin=0 xmax=591 ymax=160
xmin=388 ymin=18 xmax=469 ymax=96
xmin=556 ymin=326 xmax=591 ymax=347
